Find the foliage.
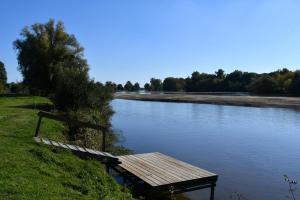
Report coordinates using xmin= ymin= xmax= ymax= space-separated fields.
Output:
xmin=0 ymin=61 xmax=7 ymax=93
xmin=14 ymin=19 xmax=115 ymax=146
xmin=124 ymin=81 xmax=133 ymax=91
xmin=133 ymin=82 xmax=140 ymax=91
xmin=144 ymin=83 xmax=151 ymax=91
xmin=14 ymin=19 xmax=88 ymax=96
xmin=105 ymin=81 xmax=117 ymax=92
xmin=150 ymin=78 xmax=162 ymax=91
xmin=136 ymin=68 xmax=299 ymax=96
xmin=163 ymin=77 xmax=185 ymax=91
xmin=289 ymin=71 xmax=300 ymax=96
xmin=0 ymin=95 xmax=133 ymax=200
xmin=117 ymin=84 xmax=123 ymax=91
xmin=8 ymin=82 xmax=26 ymax=93
xmin=249 ymin=76 xmax=280 ymax=94
xmin=51 ymin=68 xmax=113 ymax=141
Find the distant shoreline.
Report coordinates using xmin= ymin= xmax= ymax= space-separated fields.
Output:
xmin=114 ymin=92 xmax=300 ymax=109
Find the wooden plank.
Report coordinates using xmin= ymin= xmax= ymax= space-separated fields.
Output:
xmin=120 ymin=155 xmax=178 ymax=184
xmin=118 ymin=156 xmax=164 ymax=186
xmin=133 ymin=153 xmax=199 ymax=181
xmin=33 ymin=137 xmax=42 ymax=143
xmin=119 ymin=155 xmax=170 ymax=185
xmin=152 ymin=153 xmax=216 ymax=177
xmin=144 ymin=153 xmax=211 ymax=179
xmin=119 ymin=162 xmax=160 ymax=186
xmin=74 ymin=145 xmax=86 ymax=153
xmin=41 ymin=138 xmax=51 ymax=145
xmin=49 ymin=140 xmax=62 ymax=148
xmin=128 ymin=154 xmax=188 ymax=182
xmin=65 ymin=144 xmax=78 ymax=151
xmin=38 ymin=111 xmax=107 ymax=131
xmin=56 ymin=141 xmax=70 ymax=149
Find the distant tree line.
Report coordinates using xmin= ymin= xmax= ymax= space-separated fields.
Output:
xmin=117 ymin=68 xmax=300 ymax=96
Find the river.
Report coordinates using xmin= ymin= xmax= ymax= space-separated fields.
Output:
xmin=111 ymin=99 xmax=300 ymax=200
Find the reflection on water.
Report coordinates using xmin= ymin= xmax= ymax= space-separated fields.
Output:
xmin=112 ymin=99 xmax=300 ymax=200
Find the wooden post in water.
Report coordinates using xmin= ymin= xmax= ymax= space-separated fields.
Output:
xmin=210 ymin=183 xmax=215 ymax=200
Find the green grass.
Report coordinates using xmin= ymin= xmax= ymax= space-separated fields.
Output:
xmin=0 ymin=95 xmax=133 ymax=200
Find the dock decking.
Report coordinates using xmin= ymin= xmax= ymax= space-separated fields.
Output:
xmin=116 ymin=152 xmax=217 ymax=199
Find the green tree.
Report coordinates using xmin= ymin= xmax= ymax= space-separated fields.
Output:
xmin=124 ymin=81 xmax=133 ymax=91
xmin=144 ymin=83 xmax=151 ymax=91
xmin=0 ymin=61 xmax=7 ymax=93
xmin=249 ymin=76 xmax=280 ymax=94
xmin=14 ymin=19 xmax=88 ymax=95
xmin=150 ymin=78 xmax=162 ymax=91
xmin=289 ymin=71 xmax=300 ymax=96
xmin=163 ymin=77 xmax=185 ymax=91
xmin=133 ymin=82 xmax=140 ymax=91
xmin=215 ymin=69 xmax=225 ymax=79
xmin=117 ymin=84 xmax=123 ymax=91
xmin=105 ymin=81 xmax=117 ymax=92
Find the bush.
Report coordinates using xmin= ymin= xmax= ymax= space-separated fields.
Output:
xmin=51 ymin=68 xmax=113 ymax=144
xmin=249 ymin=76 xmax=281 ymax=95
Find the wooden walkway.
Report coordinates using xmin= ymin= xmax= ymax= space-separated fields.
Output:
xmin=34 ymin=137 xmax=120 ymax=164
xmin=33 ymin=111 xmax=218 ymax=199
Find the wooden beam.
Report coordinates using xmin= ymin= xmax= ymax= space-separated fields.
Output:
xmin=38 ymin=111 xmax=108 ymax=131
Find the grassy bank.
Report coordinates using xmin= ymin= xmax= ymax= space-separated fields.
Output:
xmin=0 ymin=95 xmax=133 ymax=200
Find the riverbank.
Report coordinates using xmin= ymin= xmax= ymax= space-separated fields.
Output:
xmin=0 ymin=95 xmax=133 ymax=200
xmin=114 ymin=93 xmax=300 ymax=109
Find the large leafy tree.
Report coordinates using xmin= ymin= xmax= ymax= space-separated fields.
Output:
xmin=124 ymin=81 xmax=133 ymax=91
xmin=150 ymin=78 xmax=162 ymax=91
xmin=0 ymin=61 xmax=7 ymax=93
xmin=14 ymin=19 xmax=88 ymax=95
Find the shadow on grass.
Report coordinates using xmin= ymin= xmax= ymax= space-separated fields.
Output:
xmin=10 ymin=103 xmax=53 ymax=111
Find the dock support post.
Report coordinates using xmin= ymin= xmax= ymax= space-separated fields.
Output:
xmin=210 ymin=183 xmax=215 ymax=200
xmin=34 ymin=116 xmax=42 ymax=137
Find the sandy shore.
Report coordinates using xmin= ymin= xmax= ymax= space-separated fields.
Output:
xmin=114 ymin=93 xmax=300 ymax=109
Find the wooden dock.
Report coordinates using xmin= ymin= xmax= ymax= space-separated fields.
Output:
xmin=34 ymin=111 xmax=218 ymax=199
xmin=116 ymin=152 xmax=217 ymax=198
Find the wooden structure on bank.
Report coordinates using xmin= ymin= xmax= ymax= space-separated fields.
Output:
xmin=34 ymin=111 xmax=218 ymax=199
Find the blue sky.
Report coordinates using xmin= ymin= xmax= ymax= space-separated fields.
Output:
xmin=1 ymin=0 xmax=300 ymax=85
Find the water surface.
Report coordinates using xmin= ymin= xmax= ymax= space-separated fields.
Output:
xmin=112 ymin=99 xmax=300 ymax=200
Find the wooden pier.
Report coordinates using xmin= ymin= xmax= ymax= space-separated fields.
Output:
xmin=34 ymin=111 xmax=218 ymax=199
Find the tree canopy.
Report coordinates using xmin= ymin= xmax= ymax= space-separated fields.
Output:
xmin=150 ymin=78 xmax=162 ymax=91
xmin=124 ymin=81 xmax=133 ymax=91
xmin=14 ymin=19 xmax=88 ymax=95
xmin=14 ymin=19 xmax=114 ymax=145
xmin=0 ymin=61 xmax=7 ymax=93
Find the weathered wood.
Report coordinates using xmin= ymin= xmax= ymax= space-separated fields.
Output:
xmin=38 ymin=111 xmax=107 ymax=131
xmin=35 ymin=111 xmax=108 ymax=153
xmin=117 ymin=152 xmax=218 ymax=191
xmin=34 ymin=137 xmax=120 ymax=164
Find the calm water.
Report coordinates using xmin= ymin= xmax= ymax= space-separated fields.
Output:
xmin=111 ymin=99 xmax=300 ymax=200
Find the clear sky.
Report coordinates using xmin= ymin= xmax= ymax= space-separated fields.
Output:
xmin=1 ymin=0 xmax=300 ymax=85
